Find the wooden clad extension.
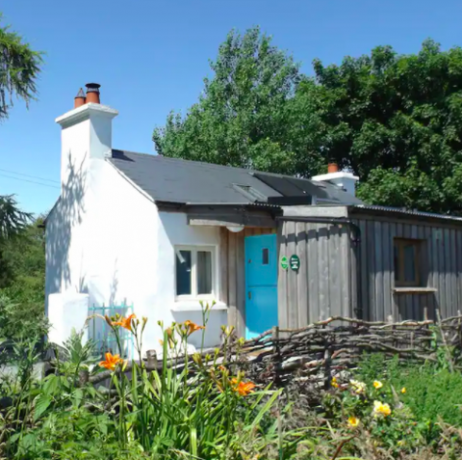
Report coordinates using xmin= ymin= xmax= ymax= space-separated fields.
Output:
xmin=277 ymin=221 xmax=354 ymax=329
xmin=351 ymin=213 xmax=462 ymax=322
xmin=277 ymin=208 xmax=462 ymax=327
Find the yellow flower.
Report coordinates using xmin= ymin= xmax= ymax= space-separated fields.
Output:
xmin=99 ymin=352 xmax=124 ymax=371
xmin=231 ymin=378 xmax=256 ymax=396
xmin=184 ymin=320 xmax=205 ymax=335
xmin=401 ymin=387 xmax=406 ymax=394
xmin=373 ymin=380 xmax=383 ymax=389
xmin=373 ymin=400 xmax=392 ymax=417
xmin=331 ymin=377 xmax=339 ymax=388
xmin=350 ymin=379 xmax=366 ymax=394
xmin=348 ymin=416 xmax=360 ymax=428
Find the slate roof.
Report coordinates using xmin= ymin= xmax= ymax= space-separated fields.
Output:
xmin=108 ymin=149 xmax=362 ymax=206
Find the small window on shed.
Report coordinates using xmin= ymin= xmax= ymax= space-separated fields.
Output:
xmin=262 ymin=248 xmax=269 ymax=265
xmin=393 ymin=239 xmax=421 ymax=287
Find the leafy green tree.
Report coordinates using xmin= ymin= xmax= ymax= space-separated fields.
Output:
xmin=0 ymin=216 xmax=45 ymax=303
xmin=309 ymin=39 xmax=462 ymax=214
xmin=0 ymin=13 xmax=42 ymax=121
xmin=0 ymin=14 xmax=41 ymax=250
xmin=153 ymin=27 xmax=325 ymax=176
xmin=155 ymin=30 xmax=462 ymax=215
xmin=0 ymin=217 xmax=46 ymax=340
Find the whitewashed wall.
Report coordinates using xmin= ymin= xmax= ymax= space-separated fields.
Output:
xmin=46 ymin=159 xmax=227 ymax=353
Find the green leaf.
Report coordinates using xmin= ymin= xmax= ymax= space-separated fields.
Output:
xmin=34 ymin=394 xmax=51 ymax=421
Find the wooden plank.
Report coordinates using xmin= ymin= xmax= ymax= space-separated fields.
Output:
xmin=438 ymin=228 xmax=446 ymax=315
xmin=405 ymin=294 xmax=413 ymax=320
xmin=389 ymin=222 xmax=397 ymax=320
xmin=374 ymin=221 xmax=384 ymax=321
xmin=277 ymin=222 xmax=288 ymax=329
xmin=340 ymin=224 xmax=352 ymax=317
xmin=457 ymin=230 xmax=462 ymax=313
xmin=448 ymin=229 xmax=456 ymax=316
xmin=328 ymin=225 xmax=341 ymax=317
xmin=219 ymin=227 xmax=228 ymax=305
xmin=359 ymin=220 xmax=369 ymax=320
xmin=414 ymin=225 xmax=425 ymax=320
xmin=307 ymin=223 xmax=319 ymax=323
xmin=382 ymin=222 xmax=392 ymax=320
xmin=286 ymin=221 xmax=298 ymax=328
xmin=187 ymin=215 xmax=276 ymax=228
xmin=366 ymin=221 xmax=376 ymax=320
xmin=296 ymin=222 xmax=308 ymax=327
xmin=318 ymin=224 xmax=330 ymax=320
xmin=227 ymin=231 xmax=237 ymax=329
xmin=424 ymin=225 xmax=434 ymax=318
xmin=443 ymin=228 xmax=451 ymax=317
xmin=432 ymin=227 xmax=441 ymax=313
xmin=236 ymin=231 xmax=246 ymax=337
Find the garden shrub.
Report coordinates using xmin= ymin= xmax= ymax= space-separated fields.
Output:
xmin=357 ymin=354 xmax=462 ymax=427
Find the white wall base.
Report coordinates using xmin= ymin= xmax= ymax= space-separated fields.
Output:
xmin=48 ymin=293 xmax=90 ymax=347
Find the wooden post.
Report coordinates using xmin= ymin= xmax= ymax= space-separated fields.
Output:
xmin=272 ymin=326 xmax=281 ymax=385
xmin=436 ymin=308 xmax=454 ymax=373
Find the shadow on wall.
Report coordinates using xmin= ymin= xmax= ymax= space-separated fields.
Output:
xmin=45 ymin=152 xmax=87 ymax=306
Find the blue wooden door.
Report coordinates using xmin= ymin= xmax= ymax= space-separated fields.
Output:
xmin=245 ymin=234 xmax=278 ymax=339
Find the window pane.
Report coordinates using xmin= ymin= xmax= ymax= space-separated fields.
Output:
xmin=262 ymin=248 xmax=269 ymax=265
xmin=404 ymin=244 xmax=416 ymax=282
xmin=197 ymin=251 xmax=212 ymax=294
xmin=393 ymin=244 xmax=399 ymax=282
xmin=176 ymin=250 xmax=192 ymax=295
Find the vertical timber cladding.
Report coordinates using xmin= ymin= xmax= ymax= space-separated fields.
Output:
xmin=221 ymin=227 xmax=276 ymax=337
xmin=277 ymin=220 xmax=354 ymax=329
xmin=351 ymin=214 xmax=462 ymax=322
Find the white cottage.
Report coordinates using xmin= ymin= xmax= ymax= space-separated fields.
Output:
xmin=45 ymin=83 xmax=362 ymax=356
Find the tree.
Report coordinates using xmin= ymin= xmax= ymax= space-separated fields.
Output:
xmin=308 ymin=39 xmax=462 ymax=214
xmin=0 ymin=14 xmax=40 ymax=242
xmin=153 ymin=27 xmax=326 ymax=176
xmin=0 ymin=13 xmax=41 ymax=121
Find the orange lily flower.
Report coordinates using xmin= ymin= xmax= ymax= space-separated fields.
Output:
xmin=231 ymin=378 xmax=256 ymax=396
xmin=184 ymin=320 xmax=205 ymax=335
xmin=114 ymin=313 xmax=136 ymax=331
xmin=99 ymin=352 xmax=124 ymax=371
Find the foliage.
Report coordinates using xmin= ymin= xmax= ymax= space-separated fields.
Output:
xmin=0 ymin=13 xmax=42 ymax=121
xmin=155 ymin=28 xmax=462 ymax=214
xmin=153 ymin=27 xmax=326 ymax=177
xmin=0 ymin=216 xmax=45 ymax=304
xmin=309 ymin=39 xmax=462 ymax=214
xmin=3 ymin=311 xmax=462 ymax=459
xmin=0 ymin=195 xmax=31 ymax=244
xmin=0 ymin=216 xmax=47 ymax=341
xmin=0 ymin=292 xmax=48 ymax=341
xmin=356 ymin=354 xmax=462 ymax=437
xmin=0 ymin=307 xmax=315 ymax=459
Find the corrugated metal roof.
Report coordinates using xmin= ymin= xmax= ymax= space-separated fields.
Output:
xmin=352 ymin=204 xmax=462 ymax=223
xmin=108 ymin=149 xmax=361 ymax=206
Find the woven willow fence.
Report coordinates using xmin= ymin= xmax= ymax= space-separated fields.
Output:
xmin=88 ymin=314 xmax=462 ymax=387
xmin=223 ymin=314 xmax=462 ymax=387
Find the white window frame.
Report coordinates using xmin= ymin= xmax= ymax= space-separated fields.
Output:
xmin=174 ymin=245 xmax=217 ymax=301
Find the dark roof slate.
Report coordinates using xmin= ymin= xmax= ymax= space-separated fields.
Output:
xmin=108 ymin=149 xmax=362 ymax=206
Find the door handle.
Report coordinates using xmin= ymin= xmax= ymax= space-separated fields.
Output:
xmin=248 ymin=291 xmax=252 ymax=300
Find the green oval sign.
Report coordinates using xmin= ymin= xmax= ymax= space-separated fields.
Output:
xmin=290 ymin=254 xmax=300 ymax=271
xmin=280 ymin=256 xmax=288 ymax=270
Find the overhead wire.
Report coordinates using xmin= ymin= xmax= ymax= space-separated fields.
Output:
xmin=0 ymin=173 xmax=60 ymax=189
xmin=0 ymin=167 xmax=60 ymax=184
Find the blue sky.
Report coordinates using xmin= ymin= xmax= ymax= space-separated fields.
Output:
xmin=1 ymin=0 xmax=462 ymax=215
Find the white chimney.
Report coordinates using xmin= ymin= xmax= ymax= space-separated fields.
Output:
xmin=55 ymin=83 xmax=118 ymax=190
xmin=312 ymin=163 xmax=359 ymax=197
